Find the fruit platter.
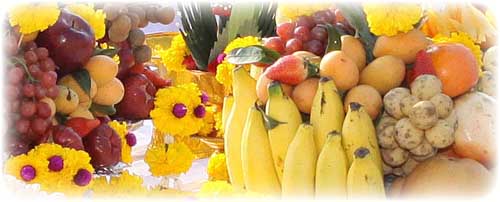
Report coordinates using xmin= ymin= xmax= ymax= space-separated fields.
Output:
xmin=1 ymin=1 xmax=497 ymax=200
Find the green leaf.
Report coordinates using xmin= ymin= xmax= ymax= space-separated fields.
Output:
xmin=255 ymin=102 xmax=285 ymax=130
xmin=71 ymin=70 xmax=91 ymax=96
xmin=226 ymin=45 xmax=280 ymax=65
xmin=90 ymin=103 xmax=117 ymax=115
xmin=323 ymin=24 xmax=342 ymax=53
xmin=93 ymin=48 xmax=119 ymax=57
xmin=336 ymin=4 xmax=377 ymax=62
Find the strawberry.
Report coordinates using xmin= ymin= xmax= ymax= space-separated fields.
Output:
xmin=65 ymin=118 xmax=101 ymax=138
xmin=407 ymin=49 xmax=436 ymax=84
xmin=263 ymin=55 xmax=318 ymax=85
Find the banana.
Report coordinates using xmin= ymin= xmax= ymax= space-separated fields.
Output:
xmin=310 ymin=77 xmax=345 ymax=154
xmin=241 ymin=105 xmax=281 ymax=196
xmin=342 ymin=102 xmax=383 ymax=172
xmin=221 ymin=95 xmax=234 ymax=130
xmin=282 ymin=123 xmax=316 ymax=198
xmin=224 ymin=66 xmax=257 ymax=189
xmin=266 ymin=81 xmax=302 ymax=183
xmin=315 ymin=131 xmax=348 ymax=198
xmin=347 ymin=147 xmax=386 ymax=199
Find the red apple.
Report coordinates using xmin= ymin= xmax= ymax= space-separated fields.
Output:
xmin=36 ymin=10 xmax=95 ymax=76
xmin=115 ymin=74 xmax=156 ymax=120
xmin=52 ymin=125 xmax=84 ymax=150
xmin=83 ymin=123 xmax=122 ymax=169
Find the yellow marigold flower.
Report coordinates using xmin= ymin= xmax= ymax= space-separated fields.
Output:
xmin=199 ymin=105 xmax=217 ymax=136
xmin=223 ymin=36 xmax=261 ymax=54
xmin=161 ymin=35 xmax=190 ymax=72
xmin=8 ymin=3 xmax=61 ymax=34
xmin=363 ymin=3 xmax=423 ymax=36
xmin=197 ymin=180 xmax=237 ymax=198
xmin=4 ymin=154 xmax=48 ymax=184
xmin=214 ymin=110 xmax=224 ymax=137
xmin=108 ymin=120 xmax=132 ymax=164
xmin=433 ymin=31 xmax=483 ymax=68
xmin=145 ymin=141 xmax=195 ymax=177
xmin=92 ymin=171 xmax=147 ymax=197
xmin=150 ymin=83 xmax=204 ymax=137
xmin=66 ymin=3 xmax=106 ymax=39
xmin=215 ymin=61 xmax=235 ymax=95
xmin=207 ymin=153 xmax=229 ymax=181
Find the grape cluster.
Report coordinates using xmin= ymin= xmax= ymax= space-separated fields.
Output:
xmin=6 ymin=42 xmax=59 ymax=155
xmin=264 ymin=9 xmax=354 ymax=56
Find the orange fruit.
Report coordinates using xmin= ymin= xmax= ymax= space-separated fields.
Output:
xmin=427 ymin=43 xmax=479 ymax=97
xmin=84 ymin=55 xmax=119 ymax=86
xmin=319 ymin=51 xmax=359 ymax=91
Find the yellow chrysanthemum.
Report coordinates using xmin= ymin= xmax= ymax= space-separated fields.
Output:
xmin=92 ymin=171 xmax=147 ymax=197
xmin=108 ymin=120 xmax=132 ymax=164
xmin=214 ymin=110 xmax=224 ymax=137
xmin=8 ymin=3 xmax=61 ymax=34
xmin=433 ymin=32 xmax=483 ymax=68
xmin=4 ymin=154 xmax=48 ymax=184
xmin=198 ymin=105 xmax=217 ymax=136
xmin=207 ymin=153 xmax=229 ymax=181
xmin=66 ymin=3 xmax=106 ymax=39
xmin=215 ymin=61 xmax=235 ymax=95
xmin=363 ymin=3 xmax=423 ymax=36
xmin=223 ymin=36 xmax=261 ymax=54
xmin=161 ymin=35 xmax=190 ymax=72
xmin=150 ymin=83 xmax=204 ymax=137
xmin=144 ymin=141 xmax=195 ymax=177
xmin=197 ymin=180 xmax=236 ymax=198
xmin=28 ymin=144 xmax=94 ymax=196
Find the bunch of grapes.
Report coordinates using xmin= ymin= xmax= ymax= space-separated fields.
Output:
xmin=264 ymin=9 xmax=354 ymax=56
xmin=6 ymin=42 xmax=59 ymax=156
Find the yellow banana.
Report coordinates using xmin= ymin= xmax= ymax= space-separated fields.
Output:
xmin=221 ymin=95 xmax=234 ymax=130
xmin=342 ymin=102 xmax=382 ymax=172
xmin=347 ymin=147 xmax=386 ymax=199
xmin=241 ymin=105 xmax=281 ymax=196
xmin=282 ymin=123 xmax=316 ymax=198
xmin=265 ymin=81 xmax=302 ymax=183
xmin=310 ymin=77 xmax=345 ymax=154
xmin=224 ymin=66 xmax=257 ymax=189
xmin=315 ymin=131 xmax=348 ymax=198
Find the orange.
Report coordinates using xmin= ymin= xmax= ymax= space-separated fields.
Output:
xmin=427 ymin=43 xmax=479 ymax=97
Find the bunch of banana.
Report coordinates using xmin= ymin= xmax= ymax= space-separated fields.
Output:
xmin=266 ymin=81 xmax=302 ymax=183
xmin=315 ymin=131 xmax=348 ymax=198
xmin=310 ymin=77 xmax=345 ymax=154
xmin=224 ymin=66 xmax=257 ymax=189
xmin=241 ymin=104 xmax=281 ymax=196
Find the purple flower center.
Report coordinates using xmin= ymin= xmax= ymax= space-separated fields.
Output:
xmin=216 ymin=53 xmax=227 ymax=64
xmin=125 ymin=132 xmax=137 ymax=147
xmin=20 ymin=165 xmax=36 ymax=181
xmin=73 ymin=169 xmax=92 ymax=186
xmin=200 ymin=92 xmax=209 ymax=104
xmin=194 ymin=105 xmax=206 ymax=118
xmin=172 ymin=103 xmax=187 ymax=118
xmin=48 ymin=155 xmax=64 ymax=172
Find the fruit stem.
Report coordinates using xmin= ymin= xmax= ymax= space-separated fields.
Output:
xmin=10 ymin=56 xmax=36 ymax=82
xmin=354 ymin=147 xmax=370 ymax=159
xmin=304 ymin=59 xmax=319 ymax=78
xmin=319 ymin=76 xmax=332 ymax=83
xmin=327 ymin=130 xmax=341 ymax=136
xmin=349 ymin=102 xmax=362 ymax=111
xmin=267 ymin=80 xmax=283 ymax=97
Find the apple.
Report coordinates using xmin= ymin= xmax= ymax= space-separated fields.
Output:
xmin=115 ymin=74 xmax=156 ymax=120
xmin=36 ymin=10 xmax=95 ymax=76
xmin=83 ymin=123 xmax=122 ymax=169
xmin=52 ymin=125 xmax=84 ymax=150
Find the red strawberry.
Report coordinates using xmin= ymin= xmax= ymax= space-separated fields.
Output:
xmin=407 ymin=49 xmax=436 ymax=84
xmin=263 ymin=55 xmax=318 ymax=85
xmin=65 ymin=118 xmax=101 ymax=138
